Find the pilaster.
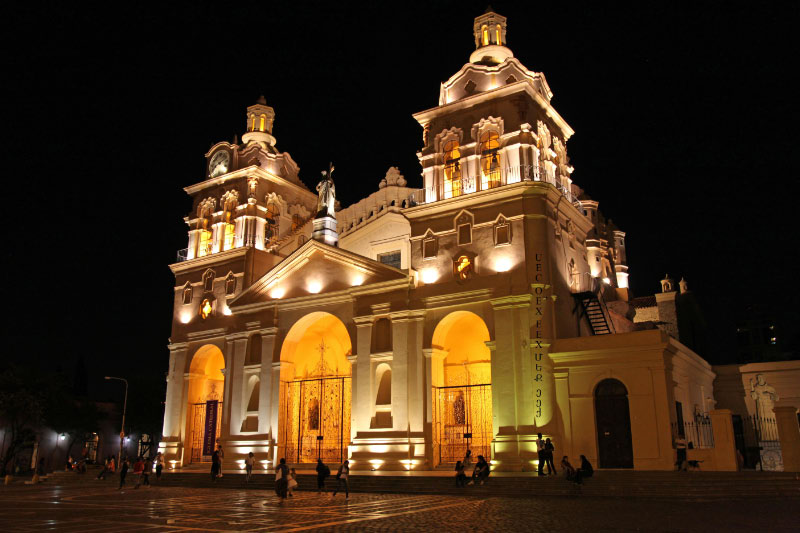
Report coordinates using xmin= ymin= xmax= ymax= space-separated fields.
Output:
xmin=353 ymin=316 xmax=374 ymax=434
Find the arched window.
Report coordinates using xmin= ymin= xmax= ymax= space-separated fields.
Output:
xmin=443 ymin=140 xmax=462 ymax=199
xmin=182 ymin=283 xmax=193 ymax=305
xmin=250 ymin=114 xmax=256 ymax=132
xmin=495 ymin=24 xmax=502 ymax=45
xmin=375 ymin=364 xmax=391 ymax=405
xmin=203 ymin=269 xmax=215 ymax=291
xmin=480 ymin=130 xmax=501 ymax=190
xmin=481 ymin=25 xmax=489 ymax=46
xmin=197 ymin=230 xmax=212 ymax=257
xmin=259 ymin=114 xmax=266 ymax=132
xmin=223 ymin=223 xmax=235 ymax=251
xmin=247 ymin=375 xmax=260 ymax=412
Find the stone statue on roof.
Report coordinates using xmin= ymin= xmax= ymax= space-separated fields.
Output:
xmin=316 ymin=162 xmax=336 ymax=219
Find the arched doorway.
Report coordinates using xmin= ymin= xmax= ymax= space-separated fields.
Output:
xmin=278 ymin=312 xmax=352 ymax=464
xmin=594 ymin=378 xmax=634 ymax=468
xmin=187 ymin=345 xmax=225 ymax=463
xmin=431 ymin=311 xmax=493 ymax=465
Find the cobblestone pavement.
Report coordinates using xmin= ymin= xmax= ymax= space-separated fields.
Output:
xmin=0 ymin=484 xmax=797 ymax=532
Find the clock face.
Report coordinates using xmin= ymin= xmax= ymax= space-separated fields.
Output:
xmin=209 ymin=151 xmax=230 ymax=178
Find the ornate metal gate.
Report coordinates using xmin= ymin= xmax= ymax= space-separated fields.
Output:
xmin=432 ymin=384 xmax=492 ymax=465
xmin=190 ymin=402 xmax=222 ymax=463
xmin=279 ymin=376 xmax=351 ymax=463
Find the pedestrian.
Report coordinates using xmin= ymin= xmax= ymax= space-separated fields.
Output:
xmin=216 ymin=444 xmax=225 ymax=478
xmin=455 ymin=460 xmax=467 ymax=487
xmin=474 ymin=455 xmax=490 ymax=485
xmin=544 ymin=438 xmax=557 ymax=475
xmin=578 ymin=455 xmax=593 ymax=478
xmin=155 ymin=452 xmax=164 ymax=481
xmin=211 ymin=449 xmax=221 ymax=482
xmin=245 ymin=452 xmax=255 ymax=483
xmin=675 ymin=436 xmax=688 ymax=471
xmin=560 ymin=456 xmax=582 ymax=484
xmin=536 ymin=433 xmax=545 ymax=475
xmin=133 ymin=457 xmax=145 ymax=488
xmin=141 ymin=457 xmax=152 ymax=487
xmin=316 ymin=458 xmax=330 ymax=493
xmin=287 ymin=467 xmax=298 ymax=497
xmin=108 ymin=456 xmax=116 ymax=475
xmin=275 ymin=458 xmax=289 ymax=500
xmin=462 ymin=449 xmax=472 ymax=471
xmin=332 ymin=460 xmax=349 ymax=499
xmin=97 ymin=456 xmax=110 ymax=480
xmin=118 ymin=458 xmax=129 ymax=490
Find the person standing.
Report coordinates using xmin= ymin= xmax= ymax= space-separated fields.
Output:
xmin=544 ymin=438 xmax=557 ymax=475
xmin=139 ymin=457 xmax=152 ymax=488
xmin=536 ymin=433 xmax=546 ymax=475
xmin=155 ymin=452 xmax=164 ymax=481
xmin=216 ymin=444 xmax=225 ymax=478
xmin=211 ymin=449 xmax=221 ymax=482
xmin=245 ymin=452 xmax=255 ymax=483
xmin=275 ymin=458 xmax=289 ymax=500
xmin=117 ymin=458 xmax=129 ymax=490
xmin=316 ymin=458 xmax=329 ymax=493
xmin=332 ymin=460 xmax=349 ymax=499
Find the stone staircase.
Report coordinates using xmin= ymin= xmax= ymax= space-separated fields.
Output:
xmin=34 ymin=467 xmax=800 ymax=501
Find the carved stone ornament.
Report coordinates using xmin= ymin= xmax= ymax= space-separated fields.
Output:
xmin=315 ymin=162 xmax=336 ymax=219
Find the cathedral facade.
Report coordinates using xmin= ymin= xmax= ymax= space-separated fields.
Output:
xmin=160 ymin=10 xmax=715 ymax=471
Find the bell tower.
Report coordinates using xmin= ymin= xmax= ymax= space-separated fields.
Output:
xmin=470 ymin=8 xmax=514 ymax=65
xmin=241 ymin=95 xmax=276 ymax=150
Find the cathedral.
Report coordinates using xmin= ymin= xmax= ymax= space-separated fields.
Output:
xmin=159 ymin=10 xmax=717 ymax=472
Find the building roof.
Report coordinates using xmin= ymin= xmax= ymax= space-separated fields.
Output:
xmin=630 ymin=295 xmax=656 ymax=309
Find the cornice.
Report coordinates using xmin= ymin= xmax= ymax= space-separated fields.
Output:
xmin=169 ymin=247 xmax=250 ymax=274
xmin=186 ymin=328 xmax=228 ymax=341
xmin=421 ymin=288 xmax=493 ymax=309
xmin=183 ymin=166 xmax=315 ymax=200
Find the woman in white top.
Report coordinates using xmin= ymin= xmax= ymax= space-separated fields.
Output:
xmin=332 ymin=460 xmax=350 ymax=499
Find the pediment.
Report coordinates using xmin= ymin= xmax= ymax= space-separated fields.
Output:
xmin=230 ymin=239 xmax=408 ymax=307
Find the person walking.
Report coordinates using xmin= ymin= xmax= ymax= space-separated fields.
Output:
xmin=316 ymin=458 xmax=330 ymax=493
xmin=245 ymin=452 xmax=255 ymax=483
xmin=211 ymin=449 xmax=221 ymax=482
xmin=332 ymin=460 xmax=350 ymax=499
xmin=275 ymin=458 xmax=289 ymax=500
xmin=536 ymin=433 xmax=546 ymax=475
xmin=578 ymin=455 xmax=593 ymax=478
xmin=287 ymin=467 xmax=298 ymax=497
xmin=117 ymin=458 xmax=129 ymax=490
xmin=544 ymin=438 xmax=557 ymax=475
xmin=139 ymin=457 xmax=152 ymax=488
xmin=132 ymin=457 xmax=145 ymax=488
xmin=97 ymin=456 xmax=110 ymax=480
xmin=155 ymin=452 xmax=164 ymax=481
xmin=455 ymin=461 xmax=467 ymax=487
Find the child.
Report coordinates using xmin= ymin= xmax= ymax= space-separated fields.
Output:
xmin=287 ymin=467 xmax=298 ymax=497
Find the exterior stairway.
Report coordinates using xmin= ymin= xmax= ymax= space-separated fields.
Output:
xmin=34 ymin=467 xmax=800 ymax=501
xmin=573 ymin=291 xmax=613 ymax=335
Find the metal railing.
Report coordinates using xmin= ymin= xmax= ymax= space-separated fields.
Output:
xmin=672 ymin=419 xmax=715 ymax=449
xmin=408 ymin=164 xmax=579 ymax=207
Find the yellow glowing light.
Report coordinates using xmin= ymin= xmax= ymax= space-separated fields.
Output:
xmin=200 ymin=299 xmax=212 ymax=319
xmin=602 ymin=277 xmax=611 ymax=285
xmin=495 ymin=257 xmax=512 ymax=272
xmin=421 ymin=268 xmax=439 ymax=284
xmin=307 ymin=281 xmax=322 ymax=293
xmin=352 ymin=275 xmax=365 ymax=286
xmin=454 ymin=255 xmax=472 ymax=280
xmin=270 ymin=287 xmax=285 ymax=299
xmin=179 ymin=311 xmax=192 ymax=324
xmin=222 ymin=306 xmax=232 ymax=316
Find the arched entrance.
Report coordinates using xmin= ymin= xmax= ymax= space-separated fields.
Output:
xmin=187 ymin=345 xmax=225 ymax=463
xmin=278 ymin=312 xmax=352 ymax=464
xmin=594 ymin=378 xmax=634 ymax=468
xmin=431 ymin=311 xmax=493 ymax=465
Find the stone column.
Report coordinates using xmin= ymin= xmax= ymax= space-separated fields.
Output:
xmin=709 ymin=409 xmax=738 ymax=471
xmin=227 ymin=334 xmax=249 ymax=435
xmin=258 ymin=330 xmax=278 ymax=436
xmin=163 ymin=343 xmax=188 ymax=439
xmin=353 ymin=316 xmax=374 ymax=434
xmin=393 ymin=311 xmax=426 ymax=433
xmin=774 ymin=402 xmax=800 ymax=472
xmin=269 ymin=361 xmax=283 ymax=460
xmin=390 ymin=316 xmax=410 ymax=432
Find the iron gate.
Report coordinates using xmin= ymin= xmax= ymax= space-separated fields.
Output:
xmin=432 ymin=384 xmax=492 ymax=465
xmin=279 ymin=376 xmax=351 ymax=463
xmin=190 ymin=402 xmax=222 ymax=463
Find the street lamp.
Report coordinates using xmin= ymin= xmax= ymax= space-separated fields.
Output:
xmin=105 ymin=376 xmax=128 ymax=465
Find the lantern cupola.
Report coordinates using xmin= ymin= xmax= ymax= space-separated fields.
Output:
xmin=470 ymin=8 xmax=513 ymax=65
xmin=242 ymin=95 xmax=276 ymax=150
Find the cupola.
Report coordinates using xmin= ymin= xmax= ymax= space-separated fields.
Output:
xmin=470 ymin=8 xmax=514 ymax=65
xmin=241 ymin=95 xmax=277 ymax=150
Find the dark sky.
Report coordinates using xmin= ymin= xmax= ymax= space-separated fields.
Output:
xmin=5 ymin=1 xmax=799 ymax=396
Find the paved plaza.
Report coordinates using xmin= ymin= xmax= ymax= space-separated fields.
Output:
xmin=1 ymin=484 xmax=798 ymax=532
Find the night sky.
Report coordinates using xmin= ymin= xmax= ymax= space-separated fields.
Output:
xmin=5 ymin=1 xmax=799 ymax=397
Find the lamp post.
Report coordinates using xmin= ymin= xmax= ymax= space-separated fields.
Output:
xmin=105 ymin=376 xmax=128 ymax=465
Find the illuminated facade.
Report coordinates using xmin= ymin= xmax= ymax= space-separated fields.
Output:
xmin=161 ymin=9 xmax=720 ymax=471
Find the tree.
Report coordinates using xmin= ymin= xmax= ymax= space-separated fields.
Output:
xmin=43 ymin=373 xmax=98 ymax=465
xmin=0 ymin=367 xmax=43 ymax=476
